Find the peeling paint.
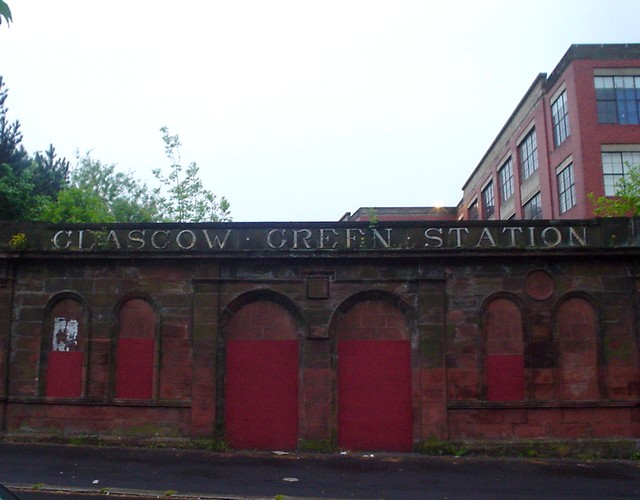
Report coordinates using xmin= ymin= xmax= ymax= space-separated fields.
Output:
xmin=52 ymin=317 xmax=79 ymax=351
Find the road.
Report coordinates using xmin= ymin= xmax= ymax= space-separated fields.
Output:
xmin=1 ymin=443 xmax=639 ymax=499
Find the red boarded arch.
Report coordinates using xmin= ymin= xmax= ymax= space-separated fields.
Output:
xmin=556 ymin=296 xmax=600 ymax=400
xmin=484 ymin=296 xmax=525 ymax=401
xmin=116 ymin=298 xmax=156 ymax=399
xmin=335 ymin=297 xmax=413 ymax=452
xmin=45 ymin=297 xmax=86 ymax=398
xmin=224 ymin=299 xmax=299 ymax=450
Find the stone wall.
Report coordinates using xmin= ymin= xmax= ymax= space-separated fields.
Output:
xmin=0 ymin=219 xmax=638 ymax=450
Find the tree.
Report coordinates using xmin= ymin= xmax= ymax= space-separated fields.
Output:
xmin=0 ymin=76 xmax=31 ymax=176
xmin=591 ymin=164 xmax=640 ymax=217
xmin=32 ymin=145 xmax=70 ymax=199
xmin=0 ymin=1 xmax=11 ymax=26
xmin=153 ymin=126 xmax=231 ymax=222
xmin=0 ymin=163 xmax=44 ymax=220
xmin=42 ymin=153 xmax=162 ymax=223
xmin=0 ymin=76 xmax=71 ymax=220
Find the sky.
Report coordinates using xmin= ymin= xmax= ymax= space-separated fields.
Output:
xmin=2 ymin=1 xmax=640 ymax=222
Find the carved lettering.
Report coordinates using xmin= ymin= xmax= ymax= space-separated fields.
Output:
xmin=424 ymin=227 xmax=444 ymax=248
xmin=201 ymin=229 xmax=232 ymax=249
xmin=569 ymin=226 xmax=587 ymax=246
xmin=293 ymin=229 xmax=313 ymax=249
xmin=52 ymin=230 xmax=72 ymax=250
xmin=476 ymin=227 xmax=497 ymax=247
xmin=371 ymin=228 xmax=392 ymax=248
xmin=319 ymin=229 xmax=339 ymax=249
xmin=503 ymin=227 xmax=523 ymax=247
xmin=176 ymin=230 xmax=197 ymax=250
xmin=128 ymin=229 xmax=146 ymax=250
xmin=107 ymin=230 xmax=122 ymax=249
xmin=45 ymin=223 xmax=602 ymax=253
xmin=151 ymin=230 xmax=170 ymax=250
xmin=541 ymin=227 xmax=562 ymax=247
xmin=448 ymin=227 xmax=469 ymax=248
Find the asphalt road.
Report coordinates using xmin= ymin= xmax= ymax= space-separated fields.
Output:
xmin=1 ymin=443 xmax=640 ymax=499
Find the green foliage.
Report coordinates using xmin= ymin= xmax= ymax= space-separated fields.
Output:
xmin=0 ymin=1 xmax=11 ymax=26
xmin=41 ymin=153 xmax=163 ymax=223
xmin=0 ymin=163 xmax=48 ymax=220
xmin=40 ymin=186 xmax=116 ymax=223
xmin=32 ymin=145 xmax=70 ymax=199
xmin=0 ymin=75 xmax=231 ymax=223
xmin=591 ymin=163 xmax=640 ymax=217
xmin=154 ymin=126 xmax=231 ymax=223
xmin=8 ymin=232 xmax=26 ymax=250
xmin=0 ymin=76 xmax=70 ymax=220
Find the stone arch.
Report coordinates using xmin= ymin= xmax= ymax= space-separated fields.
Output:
xmin=113 ymin=293 xmax=160 ymax=399
xmin=480 ymin=292 xmax=528 ymax=401
xmin=40 ymin=291 xmax=91 ymax=398
xmin=218 ymin=289 xmax=307 ymax=450
xmin=553 ymin=292 xmax=604 ymax=400
xmin=330 ymin=289 xmax=415 ymax=452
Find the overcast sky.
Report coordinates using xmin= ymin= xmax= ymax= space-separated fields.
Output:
xmin=2 ymin=1 xmax=640 ymax=221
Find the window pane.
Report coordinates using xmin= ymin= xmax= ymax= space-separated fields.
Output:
xmin=602 ymin=151 xmax=640 ymax=195
xmin=498 ymin=158 xmax=514 ymax=202
xmin=557 ymin=164 xmax=576 ymax=214
xmin=595 ymin=75 xmax=640 ymax=125
xmin=551 ymin=91 xmax=570 ymax=146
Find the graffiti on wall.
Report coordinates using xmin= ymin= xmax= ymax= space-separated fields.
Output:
xmin=52 ymin=317 xmax=79 ymax=351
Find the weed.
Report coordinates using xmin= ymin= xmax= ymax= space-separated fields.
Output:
xmin=9 ymin=233 xmax=27 ymax=251
xmin=69 ymin=435 xmax=88 ymax=446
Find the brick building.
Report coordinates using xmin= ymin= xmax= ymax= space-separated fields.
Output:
xmin=0 ymin=219 xmax=638 ymax=451
xmin=460 ymin=43 xmax=640 ymax=221
xmin=348 ymin=44 xmax=640 ymax=224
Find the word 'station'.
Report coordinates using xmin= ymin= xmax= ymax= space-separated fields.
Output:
xmin=49 ymin=224 xmax=594 ymax=253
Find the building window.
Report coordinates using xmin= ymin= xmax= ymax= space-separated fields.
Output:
xmin=595 ymin=76 xmax=640 ymax=124
xmin=498 ymin=158 xmax=514 ymax=202
xmin=602 ymin=151 xmax=640 ymax=195
xmin=482 ymin=182 xmax=495 ymax=219
xmin=468 ymin=199 xmax=478 ymax=220
xmin=551 ymin=90 xmax=570 ymax=147
xmin=523 ymin=192 xmax=542 ymax=220
xmin=557 ymin=163 xmax=576 ymax=214
xmin=519 ymin=129 xmax=538 ymax=179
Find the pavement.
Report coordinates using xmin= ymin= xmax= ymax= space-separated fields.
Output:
xmin=1 ymin=442 xmax=640 ymax=499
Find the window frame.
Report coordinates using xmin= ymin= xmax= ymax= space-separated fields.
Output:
xmin=481 ymin=181 xmax=495 ymax=219
xmin=595 ymin=75 xmax=640 ymax=125
xmin=518 ymin=129 xmax=539 ymax=180
xmin=551 ymin=90 xmax=570 ymax=147
xmin=498 ymin=157 xmax=514 ymax=203
xmin=557 ymin=162 xmax=576 ymax=214
xmin=601 ymin=150 xmax=640 ymax=195
xmin=523 ymin=192 xmax=542 ymax=220
xmin=467 ymin=199 xmax=479 ymax=221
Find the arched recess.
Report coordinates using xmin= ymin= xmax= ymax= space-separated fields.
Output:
xmin=554 ymin=293 xmax=603 ymax=400
xmin=219 ymin=290 xmax=306 ymax=450
xmin=40 ymin=292 xmax=90 ymax=398
xmin=114 ymin=294 xmax=159 ymax=399
xmin=330 ymin=290 xmax=415 ymax=452
xmin=481 ymin=293 xmax=527 ymax=402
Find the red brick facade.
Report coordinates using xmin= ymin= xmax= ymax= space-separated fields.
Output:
xmin=0 ymin=219 xmax=638 ymax=450
xmin=461 ymin=44 xmax=640 ymax=222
